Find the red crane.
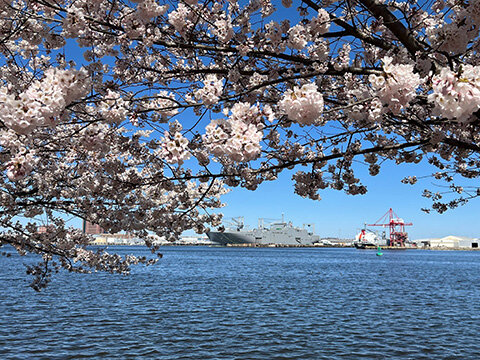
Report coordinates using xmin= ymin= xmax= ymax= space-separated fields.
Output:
xmin=367 ymin=208 xmax=413 ymax=247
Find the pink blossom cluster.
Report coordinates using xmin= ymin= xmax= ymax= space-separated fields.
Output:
xmin=428 ymin=65 xmax=480 ymax=122
xmin=292 ymin=171 xmax=325 ymax=200
xmin=6 ymin=152 xmax=36 ymax=182
xmin=202 ymin=102 xmax=271 ymax=162
xmin=308 ymin=39 xmax=329 ymax=61
xmin=168 ymin=4 xmax=193 ymax=38
xmin=99 ymin=90 xmax=128 ymax=123
xmin=369 ymin=57 xmax=421 ymax=114
xmin=469 ymin=0 xmax=480 ymax=24
xmin=428 ymin=22 xmax=473 ymax=54
xmin=425 ymin=1 xmax=480 ymax=54
xmin=80 ymin=124 xmax=109 ymax=152
xmin=159 ymin=131 xmax=191 ymax=165
xmin=203 ymin=118 xmax=262 ymax=162
xmin=212 ymin=17 xmax=234 ymax=44
xmin=152 ymin=91 xmax=179 ymax=120
xmin=228 ymin=102 xmax=273 ymax=124
xmin=367 ymin=98 xmax=384 ymax=122
xmin=286 ymin=9 xmax=330 ymax=50
xmin=195 ymin=75 xmax=223 ymax=106
xmin=287 ymin=24 xmax=310 ymax=50
xmin=0 ymin=68 xmax=89 ymax=134
xmin=264 ymin=21 xmax=283 ymax=50
xmin=278 ymin=83 xmax=324 ymax=125
xmin=136 ymin=92 xmax=179 ymax=122
xmin=136 ymin=0 xmax=168 ymax=22
xmin=309 ymin=9 xmax=330 ymax=36
xmin=333 ymin=43 xmax=351 ymax=70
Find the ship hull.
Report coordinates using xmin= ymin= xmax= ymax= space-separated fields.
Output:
xmin=207 ymin=229 xmax=319 ymax=246
xmin=206 ymin=231 xmax=256 ymax=245
xmin=354 ymin=241 xmax=377 ymax=249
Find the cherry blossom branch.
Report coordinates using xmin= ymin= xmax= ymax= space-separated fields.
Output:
xmin=357 ymin=0 xmax=424 ymax=57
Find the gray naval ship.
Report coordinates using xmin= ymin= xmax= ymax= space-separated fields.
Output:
xmin=207 ymin=215 xmax=320 ymax=246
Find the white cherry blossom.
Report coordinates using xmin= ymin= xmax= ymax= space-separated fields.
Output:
xmin=428 ymin=65 xmax=480 ymax=122
xmin=278 ymin=83 xmax=324 ymax=125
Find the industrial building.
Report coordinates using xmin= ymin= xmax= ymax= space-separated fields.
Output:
xmin=82 ymin=220 xmax=104 ymax=235
xmin=417 ymin=236 xmax=479 ymax=249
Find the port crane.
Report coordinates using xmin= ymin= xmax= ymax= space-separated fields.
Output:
xmin=367 ymin=208 xmax=412 ymax=247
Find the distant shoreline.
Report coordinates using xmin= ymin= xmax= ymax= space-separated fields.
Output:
xmin=89 ymin=243 xmax=480 ymax=250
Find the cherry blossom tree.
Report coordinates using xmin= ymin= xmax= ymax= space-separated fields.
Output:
xmin=2 ymin=0 xmax=480 ymax=289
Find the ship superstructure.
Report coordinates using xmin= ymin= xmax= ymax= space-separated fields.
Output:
xmin=207 ymin=215 xmax=320 ymax=246
xmin=353 ymin=228 xmax=387 ymax=248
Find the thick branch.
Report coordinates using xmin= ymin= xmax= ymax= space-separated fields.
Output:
xmin=358 ymin=0 xmax=424 ymax=57
xmin=302 ymin=0 xmax=393 ymax=51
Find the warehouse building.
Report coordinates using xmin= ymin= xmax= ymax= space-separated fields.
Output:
xmin=417 ymin=236 xmax=479 ymax=249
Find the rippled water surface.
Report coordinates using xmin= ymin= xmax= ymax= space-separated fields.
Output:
xmin=1 ymin=246 xmax=480 ymax=359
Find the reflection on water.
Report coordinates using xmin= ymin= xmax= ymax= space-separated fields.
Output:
xmin=1 ymin=246 xmax=480 ymax=359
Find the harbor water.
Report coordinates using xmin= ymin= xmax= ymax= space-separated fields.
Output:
xmin=1 ymin=246 xmax=480 ymax=359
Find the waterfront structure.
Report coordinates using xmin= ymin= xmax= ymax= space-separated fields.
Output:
xmin=37 ymin=225 xmax=55 ymax=234
xmin=318 ymin=238 xmax=354 ymax=246
xmin=417 ymin=236 xmax=479 ymax=249
xmin=82 ymin=220 xmax=104 ymax=235
xmin=90 ymin=233 xmax=141 ymax=245
xmin=90 ymin=234 xmax=212 ymax=246
xmin=207 ymin=215 xmax=319 ymax=246
xmin=174 ymin=236 xmax=213 ymax=245
xmin=366 ymin=208 xmax=412 ymax=247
